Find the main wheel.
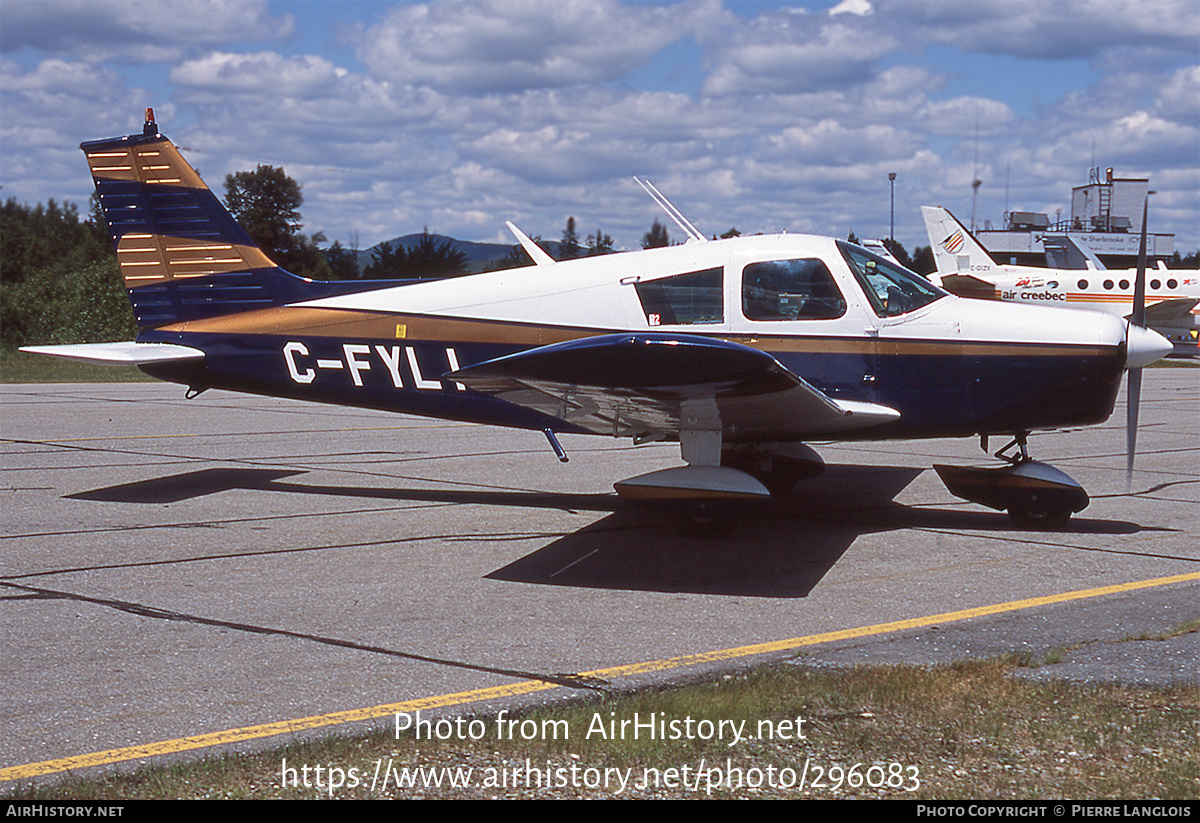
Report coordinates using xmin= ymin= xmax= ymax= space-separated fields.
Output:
xmin=669 ymin=500 xmax=738 ymax=537
xmin=721 ymin=445 xmax=822 ymax=499
xmin=1007 ymin=490 xmax=1073 ymax=530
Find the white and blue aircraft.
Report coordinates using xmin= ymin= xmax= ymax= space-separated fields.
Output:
xmin=24 ymin=111 xmax=1174 ymax=532
xmin=922 ymin=205 xmax=1199 ymax=357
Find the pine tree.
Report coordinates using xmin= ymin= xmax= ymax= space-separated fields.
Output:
xmin=560 ymin=217 xmax=581 ymax=260
xmin=403 ymin=229 xmax=469 ymax=278
xmin=642 ymin=219 xmax=670 ymax=249
xmin=586 ymin=228 xmax=614 ymax=256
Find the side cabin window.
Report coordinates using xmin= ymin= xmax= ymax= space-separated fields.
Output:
xmin=634 ymin=267 xmax=723 ymax=326
xmin=838 ymin=241 xmax=945 ymax=318
xmin=742 ymin=258 xmax=846 ymax=321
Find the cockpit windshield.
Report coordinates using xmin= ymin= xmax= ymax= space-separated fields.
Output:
xmin=837 ymin=241 xmax=946 ymax=318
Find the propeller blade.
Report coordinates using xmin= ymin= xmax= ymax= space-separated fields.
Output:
xmin=1132 ymin=197 xmax=1148 ymax=327
xmin=1125 ymin=366 xmax=1142 ymax=491
xmin=1126 ymin=196 xmax=1149 ymax=491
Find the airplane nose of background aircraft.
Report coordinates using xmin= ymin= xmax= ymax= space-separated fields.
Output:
xmin=1126 ymin=323 xmax=1174 ymax=369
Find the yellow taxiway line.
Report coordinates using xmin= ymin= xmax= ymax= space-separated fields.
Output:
xmin=4 ymin=570 xmax=1197 ymax=783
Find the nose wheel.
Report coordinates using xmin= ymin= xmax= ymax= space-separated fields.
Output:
xmin=1006 ymin=488 xmax=1075 ymax=530
xmin=935 ymin=432 xmax=1089 ymax=531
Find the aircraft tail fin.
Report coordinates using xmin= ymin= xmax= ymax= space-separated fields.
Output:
xmin=83 ymin=109 xmax=319 ymax=329
xmin=921 ymin=206 xmax=996 ymax=274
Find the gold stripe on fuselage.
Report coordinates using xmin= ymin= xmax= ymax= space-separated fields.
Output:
xmin=159 ymin=306 xmax=601 ymax=347
xmin=159 ymin=306 xmax=1117 ymax=359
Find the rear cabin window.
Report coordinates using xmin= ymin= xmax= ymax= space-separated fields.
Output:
xmin=742 ymin=258 xmax=847 ymax=320
xmin=634 ymin=267 xmax=723 ymax=326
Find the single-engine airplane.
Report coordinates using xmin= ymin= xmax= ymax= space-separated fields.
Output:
xmin=922 ymin=205 xmax=1200 ymax=357
xmin=23 ymin=111 xmax=1175 ymax=532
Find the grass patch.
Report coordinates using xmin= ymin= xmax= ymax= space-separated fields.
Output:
xmin=1128 ymin=618 xmax=1200 ymax=643
xmin=0 ymin=347 xmax=151 ymax=383
xmin=5 ymin=658 xmax=1196 ymax=800
xmin=1010 ymin=647 xmax=1071 ymax=669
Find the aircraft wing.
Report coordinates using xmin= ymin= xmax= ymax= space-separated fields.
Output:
xmin=447 ymin=333 xmax=899 ymax=440
xmin=19 ymin=341 xmax=205 ymax=366
xmin=1141 ymin=298 xmax=1200 ymax=326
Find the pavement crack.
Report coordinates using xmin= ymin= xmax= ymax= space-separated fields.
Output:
xmin=0 ymin=580 xmax=610 ymax=694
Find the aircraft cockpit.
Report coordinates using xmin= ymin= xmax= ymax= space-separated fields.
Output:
xmin=837 ymin=240 xmax=947 ymax=317
xmin=629 ymin=240 xmax=949 ymax=330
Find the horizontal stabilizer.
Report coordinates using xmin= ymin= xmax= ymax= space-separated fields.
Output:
xmin=20 ymin=342 xmax=205 ymax=366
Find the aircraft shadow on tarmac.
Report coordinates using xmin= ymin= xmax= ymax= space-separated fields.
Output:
xmin=68 ymin=464 xmax=1147 ymax=598
xmin=485 ymin=465 xmax=1154 ymax=597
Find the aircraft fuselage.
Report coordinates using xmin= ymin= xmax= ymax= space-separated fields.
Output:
xmin=139 ymin=234 xmax=1129 ymax=443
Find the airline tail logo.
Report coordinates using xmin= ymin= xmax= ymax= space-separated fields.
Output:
xmin=941 ymin=230 xmax=964 ymax=254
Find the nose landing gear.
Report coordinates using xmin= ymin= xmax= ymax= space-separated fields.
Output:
xmin=934 ymin=432 xmax=1089 ymax=530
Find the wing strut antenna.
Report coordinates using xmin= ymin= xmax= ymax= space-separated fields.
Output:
xmin=634 ymin=177 xmax=707 ymax=243
xmin=505 ymin=221 xmax=556 ymax=267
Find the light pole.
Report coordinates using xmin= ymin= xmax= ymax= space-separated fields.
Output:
xmin=888 ymin=172 xmax=897 ymax=242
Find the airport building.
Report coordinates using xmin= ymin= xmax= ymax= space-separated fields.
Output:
xmin=976 ymin=168 xmax=1176 ymax=268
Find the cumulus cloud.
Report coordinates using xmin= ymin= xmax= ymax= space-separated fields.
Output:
xmin=171 ymin=52 xmax=345 ymax=96
xmin=878 ymin=0 xmax=1200 ymax=60
xmin=915 ymin=96 xmax=1018 ymax=137
xmin=829 ymin=0 xmax=874 ymax=16
xmin=762 ymin=120 xmax=921 ymax=165
xmin=0 ymin=58 xmax=156 ymax=140
xmin=1155 ymin=65 xmax=1200 ymax=125
xmin=0 ymin=0 xmax=292 ymax=62
xmin=699 ymin=0 xmax=1198 ymax=99
xmin=0 ymin=59 xmax=153 ymax=206
xmin=700 ymin=10 xmax=895 ymax=96
xmin=2 ymin=0 xmax=1196 ymax=250
xmin=355 ymin=0 xmax=688 ymax=93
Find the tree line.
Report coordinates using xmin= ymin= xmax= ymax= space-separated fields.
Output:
xmin=1 ymin=198 xmax=135 ymax=349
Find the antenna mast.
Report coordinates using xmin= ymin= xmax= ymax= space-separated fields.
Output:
xmin=634 ymin=178 xmax=706 ymax=243
xmin=970 ymin=119 xmax=982 ymax=233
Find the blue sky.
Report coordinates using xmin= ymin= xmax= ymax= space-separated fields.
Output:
xmin=2 ymin=0 xmax=1196 ymax=253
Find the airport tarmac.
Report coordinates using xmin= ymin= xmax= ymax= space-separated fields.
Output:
xmin=1 ymin=370 xmax=1196 ymax=785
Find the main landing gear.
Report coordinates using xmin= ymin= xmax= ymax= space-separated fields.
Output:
xmin=934 ymin=432 xmax=1089 ymax=530
xmin=612 ymin=440 xmax=826 ymax=536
